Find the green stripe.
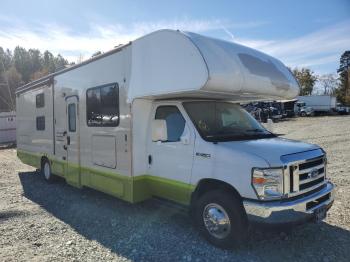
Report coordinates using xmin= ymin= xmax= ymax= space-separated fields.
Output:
xmin=17 ymin=150 xmax=42 ymax=168
xmin=134 ymin=175 xmax=195 ymax=205
xmin=17 ymin=150 xmax=195 ymax=205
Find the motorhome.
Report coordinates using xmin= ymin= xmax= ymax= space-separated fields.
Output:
xmin=0 ymin=111 xmax=16 ymax=146
xmin=16 ymin=30 xmax=334 ymax=248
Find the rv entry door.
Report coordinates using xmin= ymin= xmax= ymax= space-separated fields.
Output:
xmin=65 ymin=96 xmax=80 ymax=186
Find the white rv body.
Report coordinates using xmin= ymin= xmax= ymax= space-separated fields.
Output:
xmin=16 ymin=30 xmax=333 ymax=247
xmin=128 ymin=31 xmax=298 ymax=101
xmin=0 ymin=111 xmax=16 ymax=145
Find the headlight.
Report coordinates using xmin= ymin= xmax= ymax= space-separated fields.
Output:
xmin=252 ymin=168 xmax=284 ymax=200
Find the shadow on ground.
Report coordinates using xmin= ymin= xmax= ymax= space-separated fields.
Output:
xmin=0 ymin=210 xmax=26 ymax=221
xmin=0 ymin=143 xmax=16 ymax=150
xmin=19 ymin=171 xmax=350 ymax=261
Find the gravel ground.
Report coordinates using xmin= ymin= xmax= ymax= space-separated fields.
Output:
xmin=0 ymin=115 xmax=349 ymax=262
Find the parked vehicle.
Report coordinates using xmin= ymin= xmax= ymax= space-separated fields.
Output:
xmin=336 ymin=103 xmax=350 ymax=115
xmin=268 ymin=102 xmax=283 ymax=120
xmin=297 ymin=95 xmax=336 ymax=114
xmin=278 ymin=99 xmax=297 ymax=117
xmin=16 ymin=30 xmax=334 ymax=248
xmin=242 ymin=102 xmax=282 ymax=123
xmin=295 ymin=102 xmax=314 ymax=117
xmin=0 ymin=111 xmax=16 ymax=146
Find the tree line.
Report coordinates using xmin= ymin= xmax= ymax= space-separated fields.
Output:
xmin=0 ymin=47 xmax=349 ymax=112
xmin=291 ymin=50 xmax=350 ymax=105
xmin=0 ymin=47 xmax=69 ymax=111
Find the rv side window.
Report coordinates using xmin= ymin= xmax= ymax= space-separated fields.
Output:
xmin=36 ymin=93 xmax=45 ymax=108
xmin=68 ymin=103 xmax=76 ymax=132
xmin=155 ymin=106 xmax=185 ymax=142
xmin=86 ymin=83 xmax=119 ymax=127
xmin=36 ymin=116 xmax=45 ymax=130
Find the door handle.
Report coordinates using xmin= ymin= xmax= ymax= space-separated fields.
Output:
xmin=148 ymin=155 xmax=152 ymax=165
xmin=67 ymin=136 xmax=71 ymax=145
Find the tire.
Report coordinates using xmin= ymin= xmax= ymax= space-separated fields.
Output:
xmin=41 ymin=159 xmax=55 ymax=182
xmin=193 ymin=190 xmax=248 ymax=249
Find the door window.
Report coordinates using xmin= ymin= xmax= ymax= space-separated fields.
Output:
xmin=68 ymin=103 xmax=76 ymax=132
xmin=155 ymin=106 xmax=185 ymax=142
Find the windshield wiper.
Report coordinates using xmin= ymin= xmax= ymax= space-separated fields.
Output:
xmin=206 ymin=133 xmax=247 ymax=141
xmin=244 ymin=129 xmax=264 ymax=133
xmin=207 ymin=133 xmax=241 ymax=138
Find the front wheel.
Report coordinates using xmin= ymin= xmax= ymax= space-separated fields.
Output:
xmin=194 ymin=190 xmax=248 ymax=249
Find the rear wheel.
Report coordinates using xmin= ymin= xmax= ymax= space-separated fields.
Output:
xmin=194 ymin=190 xmax=248 ymax=249
xmin=41 ymin=159 xmax=55 ymax=182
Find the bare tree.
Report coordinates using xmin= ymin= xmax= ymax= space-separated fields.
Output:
xmin=318 ymin=74 xmax=339 ymax=95
xmin=77 ymin=54 xmax=84 ymax=64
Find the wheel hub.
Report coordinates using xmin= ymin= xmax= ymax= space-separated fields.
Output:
xmin=203 ymin=203 xmax=231 ymax=239
xmin=44 ymin=162 xmax=50 ymax=180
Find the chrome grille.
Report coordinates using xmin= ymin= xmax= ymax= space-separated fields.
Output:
xmin=283 ymin=152 xmax=327 ymax=197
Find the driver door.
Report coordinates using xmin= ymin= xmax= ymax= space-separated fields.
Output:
xmin=147 ymin=104 xmax=195 ymax=204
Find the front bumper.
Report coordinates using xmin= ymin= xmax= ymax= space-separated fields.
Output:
xmin=243 ymin=181 xmax=334 ymax=225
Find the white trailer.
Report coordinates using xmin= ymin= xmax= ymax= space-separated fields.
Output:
xmin=0 ymin=111 xmax=16 ymax=146
xmin=297 ymin=95 xmax=337 ymax=113
xmin=16 ymin=30 xmax=334 ymax=248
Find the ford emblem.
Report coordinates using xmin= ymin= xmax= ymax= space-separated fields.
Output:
xmin=309 ymin=168 xmax=319 ymax=178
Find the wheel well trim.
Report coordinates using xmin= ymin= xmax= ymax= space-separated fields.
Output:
xmin=190 ymin=178 xmax=242 ymax=207
xmin=40 ymin=155 xmax=50 ymax=168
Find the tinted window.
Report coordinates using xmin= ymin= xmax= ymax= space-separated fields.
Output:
xmin=155 ymin=106 xmax=185 ymax=142
xmin=86 ymin=83 xmax=119 ymax=126
xmin=36 ymin=116 xmax=45 ymax=130
xmin=68 ymin=103 xmax=76 ymax=132
xmin=36 ymin=93 xmax=45 ymax=108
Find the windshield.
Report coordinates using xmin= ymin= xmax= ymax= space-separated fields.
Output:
xmin=183 ymin=101 xmax=275 ymax=142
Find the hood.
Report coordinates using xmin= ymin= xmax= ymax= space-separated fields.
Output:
xmin=219 ymin=137 xmax=320 ymax=166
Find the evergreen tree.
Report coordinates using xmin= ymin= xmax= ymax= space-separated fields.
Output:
xmin=0 ymin=47 xmax=12 ymax=73
xmin=0 ymin=46 xmax=69 ymax=111
xmin=43 ymin=50 xmax=56 ymax=73
xmin=28 ymin=49 xmax=43 ymax=75
xmin=13 ymin=46 xmax=32 ymax=82
xmin=336 ymin=51 xmax=350 ymax=105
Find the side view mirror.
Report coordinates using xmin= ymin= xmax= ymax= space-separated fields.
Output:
xmin=180 ymin=134 xmax=190 ymax=145
xmin=180 ymin=124 xmax=191 ymax=145
xmin=152 ymin=119 xmax=168 ymax=142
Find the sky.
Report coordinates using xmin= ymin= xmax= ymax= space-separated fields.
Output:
xmin=0 ymin=0 xmax=349 ymax=76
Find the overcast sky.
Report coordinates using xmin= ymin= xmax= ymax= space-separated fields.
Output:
xmin=0 ymin=0 xmax=349 ymax=75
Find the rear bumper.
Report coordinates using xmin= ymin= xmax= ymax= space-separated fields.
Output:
xmin=243 ymin=181 xmax=334 ymax=225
